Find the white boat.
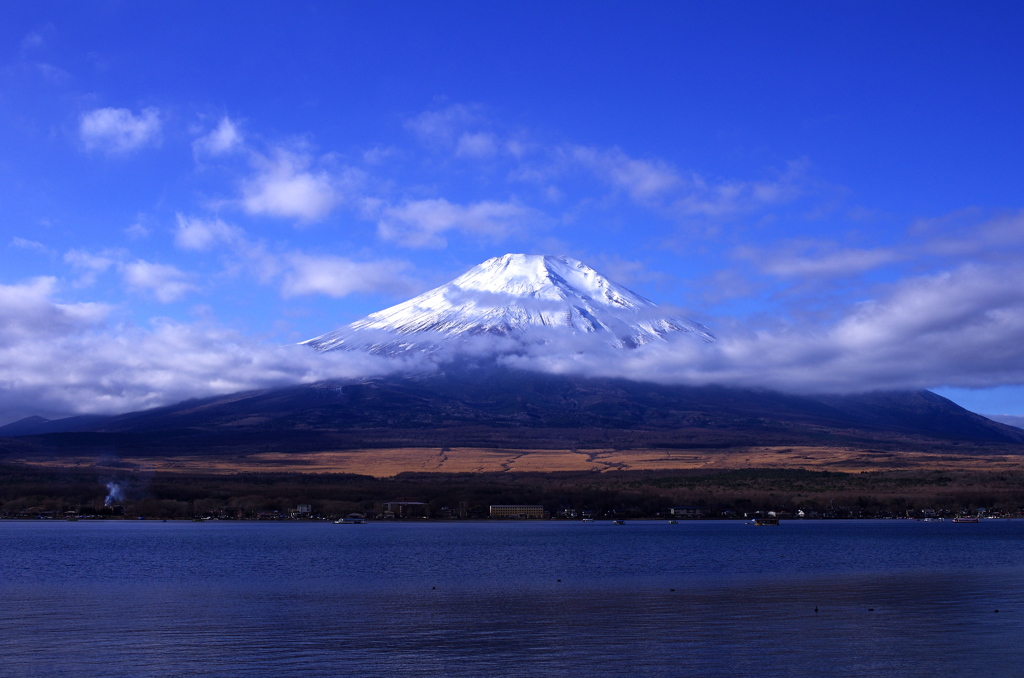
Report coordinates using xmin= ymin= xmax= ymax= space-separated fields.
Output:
xmin=335 ymin=514 xmax=366 ymax=524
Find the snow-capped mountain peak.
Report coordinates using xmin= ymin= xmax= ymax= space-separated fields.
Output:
xmin=303 ymin=253 xmax=713 ymax=354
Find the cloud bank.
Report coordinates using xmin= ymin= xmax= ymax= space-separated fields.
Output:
xmin=0 ymin=278 xmax=414 ymax=424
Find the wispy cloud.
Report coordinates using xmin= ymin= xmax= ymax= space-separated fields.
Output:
xmin=405 ymin=103 xmax=482 ymax=148
xmin=173 ymin=214 xmax=244 ymax=251
xmin=568 ymin=146 xmax=808 ymax=217
xmin=280 ymin=254 xmax=415 ymax=298
xmin=121 ymin=260 xmax=196 ymax=303
xmin=66 ymin=248 xmax=197 ymax=302
xmin=455 ymin=132 xmax=499 ymax=158
xmin=401 ymin=104 xmax=810 ymax=226
xmin=568 ymin=146 xmax=683 ymax=202
xmin=172 ymin=213 xmax=417 ymax=299
xmin=9 ymin=237 xmax=50 ymax=254
xmin=63 ymin=248 xmax=122 ymax=287
xmin=79 ymin=107 xmax=161 ymax=154
xmin=737 ymin=241 xmax=903 ymax=278
xmin=377 ymin=198 xmax=538 ymax=248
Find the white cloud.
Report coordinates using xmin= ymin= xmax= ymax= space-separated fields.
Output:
xmin=405 ymin=104 xmax=480 ymax=147
xmin=280 ymin=254 xmax=415 ymax=298
xmin=79 ymin=107 xmax=161 ymax=154
xmin=0 ymin=263 xmax=412 ymax=424
xmin=9 ymin=237 xmax=49 ymax=253
xmin=240 ymin=149 xmax=354 ymax=221
xmin=0 ymin=277 xmax=108 ymax=346
xmin=124 ymin=221 xmax=150 ymax=240
xmin=921 ymin=210 xmax=1024 ymax=259
xmin=497 ymin=262 xmax=1024 ymax=394
xmin=455 ymin=132 xmax=498 ymax=158
xmin=738 ymin=242 xmax=903 ymax=278
xmin=377 ymin=198 xmax=537 ymax=248
xmin=567 ymin=146 xmax=807 ymax=217
xmin=64 ymin=248 xmax=121 ymax=287
xmin=570 ymin=146 xmax=682 ymax=201
xmin=193 ymin=117 xmax=243 ymax=156
xmin=0 ymin=312 xmax=411 ymax=424
xmin=174 ymin=214 xmax=243 ymax=251
xmin=121 ymin=260 xmax=196 ymax=303
xmin=170 ymin=214 xmax=415 ymax=299
xmin=20 ymin=30 xmax=47 ymax=52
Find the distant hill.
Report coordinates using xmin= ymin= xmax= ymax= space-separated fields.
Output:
xmin=985 ymin=414 xmax=1024 ymax=430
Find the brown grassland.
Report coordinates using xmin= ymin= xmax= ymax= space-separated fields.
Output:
xmin=10 ymin=445 xmax=1024 ymax=476
xmin=4 ymin=445 xmax=1024 ymax=520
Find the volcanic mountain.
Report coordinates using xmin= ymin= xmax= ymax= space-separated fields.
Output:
xmin=302 ymin=253 xmax=713 ymax=355
xmin=3 ymin=254 xmax=1023 ymax=464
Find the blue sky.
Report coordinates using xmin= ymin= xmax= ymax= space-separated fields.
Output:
xmin=2 ymin=1 xmax=1024 ymax=423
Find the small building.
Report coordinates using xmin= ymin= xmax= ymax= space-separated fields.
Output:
xmin=489 ymin=504 xmax=547 ymax=519
xmin=670 ymin=506 xmax=704 ymax=518
xmin=291 ymin=504 xmax=312 ymax=518
xmin=383 ymin=501 xmax=427 ymax=518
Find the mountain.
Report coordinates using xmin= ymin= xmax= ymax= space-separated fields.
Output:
xmin=3 ymin=369 xmax=1023 ymax=460
xmin=0 ymin=414 xmax=111 ymax=437
xmin=302 ymin=253 xmax=713 ymax=355
xmin=4 ymin=253 xmax=1021 ymax=463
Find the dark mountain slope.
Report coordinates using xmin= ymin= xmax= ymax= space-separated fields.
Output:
xmin=1 ymin=369 xmax=1022 ymax=460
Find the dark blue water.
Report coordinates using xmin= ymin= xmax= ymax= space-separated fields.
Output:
xmin=2 ymin=520 xmax=1022 ymax=677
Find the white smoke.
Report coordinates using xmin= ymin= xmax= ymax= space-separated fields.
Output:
xmin=104 ymin=481 xmax=125 ymax=506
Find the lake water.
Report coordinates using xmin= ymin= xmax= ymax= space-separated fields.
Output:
xmin=2 ymin=519 xmax=1022 ymax=677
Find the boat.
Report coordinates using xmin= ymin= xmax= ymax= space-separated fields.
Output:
xmin=335 ymin=514 xmax=366 ymax=524
xmin=612 ymin=520 xmax=625 ymax=525
xmin=753 ymin=518 xmax=779 ymax=526
xmin=668 ymin=520 xmax=678 ymax=524
xmin=581 ymin=518 xmax=594 ymax=523
xmin=953 ymin=516 xmax=979 ymax=523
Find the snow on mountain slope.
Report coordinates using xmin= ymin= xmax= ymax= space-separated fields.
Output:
xmin=302 ymin=253 xmax=714 ymax=355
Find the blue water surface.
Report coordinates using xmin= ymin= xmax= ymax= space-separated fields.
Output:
xmin=2 ymin=519 xmax=1022 ymax=677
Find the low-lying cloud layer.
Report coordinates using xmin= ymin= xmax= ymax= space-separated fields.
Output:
xmin=0 ymin=277 xmax=418 ymax=423
xmin=505 ymin=262 xmax=1024 ymax=393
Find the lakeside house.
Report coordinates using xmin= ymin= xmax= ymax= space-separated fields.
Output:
xmin=489 ymin=505 xmax=548 ymax=519
xmin=670 ymin=506 xmax=705 ymax=518
xmin=382 ymin=501 xmax=427 ymax=518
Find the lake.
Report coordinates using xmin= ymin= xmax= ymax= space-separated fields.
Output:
xmin=2 ymin=519 xmax=1022 ymax=677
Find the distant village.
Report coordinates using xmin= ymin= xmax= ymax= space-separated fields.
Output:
xmin=4 ymin=499 xmax=1015 ymax=522
xmin=4 ymin=463 xmax=1022 ymax=522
